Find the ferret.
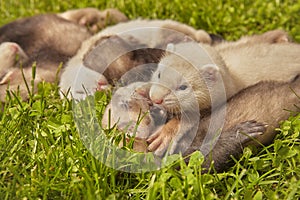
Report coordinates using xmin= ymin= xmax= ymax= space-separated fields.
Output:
xmin=0 ymin=8 xmax=127 ymax=101
xmin=147 ymin=31 xmax=300 ymax=154
xmin=149 ymin=30 xmax=294 ymax=111
xmin=99 ymin=29 xmax=294 ymax=155
xmin=98 ymin=19 xmax=213 ymax=47
xmin=59 ymin=34 xmax=164 ymax=99
xmin=59 ymin=19 xmax=214 ymax=99
xmin=103 ymin=75 xmax=300 ymax=171
xmin=183 ymin=75 xmax=300 ymax=171
xmin=101 ymin=81 xmax=169 ymax=153
xmin=101 ymin=82 xmax=167 ymax=139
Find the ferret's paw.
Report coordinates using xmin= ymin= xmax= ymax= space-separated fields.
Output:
xmin=96 ymin=77 xmax=110 ymax=91
xmin=75 ymin=8 xmax=107 ymax=32
xmin=100 ymin=8 xmax=128 ymax=25
xmin=263 ymin=29 xmax=291 ymax=43
xmin=147 ymin=128 xmax=171 ymax=157
xmin=235 ymin=120 xmax=268 ymax=143
xmin=81 ymin=8 xmax=128 ymax=33
xmin=195 ymin=30 xmax=212 ymax=44
xmin=59 ymin=8 xmax=127 ymax=33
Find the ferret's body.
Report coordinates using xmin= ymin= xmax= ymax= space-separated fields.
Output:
xmin=146 ymin=30 xmax=300 ymax=156
xmin=0 ymin=13 xmax=91 ymax=101
xmin=0 ymin=8 xmax=127 ymax=101
xmin=0 ymin=14 xmax=91 ymax=56
xmin=104 ymin=75 xmax=300 ymax=171
xmin=217 ymin=42 xmax=300 ymax=87
xmin=150 ymin=35 xmax=300 ymax=112
xmin=98 ymin=19 xmax=212 ymax=47
xmin=184 ymin=76 xmax=300 ymax=171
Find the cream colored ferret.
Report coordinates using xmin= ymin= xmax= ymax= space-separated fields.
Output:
xmin=149 ymin=32 xmax=298 ymax=112
xmin=147 ymin=30 xmax=299 ymax=155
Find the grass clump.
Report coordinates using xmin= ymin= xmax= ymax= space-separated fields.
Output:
xmin=1 ymin=0 xmax=300 ymax=199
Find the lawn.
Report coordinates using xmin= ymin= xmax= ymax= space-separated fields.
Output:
xmin=1 ymin=0 xmax=300 ymax=199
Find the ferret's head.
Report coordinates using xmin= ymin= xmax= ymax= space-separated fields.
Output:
xmin=102 ymin=82 xmax=167 ymax=139
xmin=149 ymin=42 xmax=226 ymax=113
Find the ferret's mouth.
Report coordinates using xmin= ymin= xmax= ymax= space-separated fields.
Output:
xmin=159 ymin=100 xmax=181 ymax=115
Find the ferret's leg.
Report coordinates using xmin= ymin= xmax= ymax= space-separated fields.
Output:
xmin=147 ymin=116 xmax=197 ymax=157
xmin=147 ymin=118 xmax=180 ymax=157
xmin=199 ymin=121 xmax=267 ymax=172
xmin=58 ymin=8 xmax=128 ymax=33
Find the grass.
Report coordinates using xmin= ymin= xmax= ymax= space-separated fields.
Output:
xmin=1 ymin=0 xmax=300 ymax=199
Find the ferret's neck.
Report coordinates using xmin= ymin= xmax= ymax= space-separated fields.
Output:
xmin=222 ymin=71 xmax=245 ymax=99
xmin=207 ymin=47 xmax=245 ymax=100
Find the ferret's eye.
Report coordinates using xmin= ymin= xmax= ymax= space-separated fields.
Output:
xmin=158 ymin=72 xmax=160 ymax=79
xmin=178 ymin=85 xmax=188 ymax=90
xmin=119 ymin=100 xmax=130 ymax=109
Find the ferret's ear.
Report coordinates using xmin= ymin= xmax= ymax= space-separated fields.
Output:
xmin=0 ymin=70 xmax=15 ymax=85
xmin=83 ymin=35 xmax=134 ymax=73
xmin=200 ymin=64 xmax=220 ymax=83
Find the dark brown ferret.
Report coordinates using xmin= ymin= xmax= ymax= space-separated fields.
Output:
xmin=0 ymin=8 xmax=127 ymax=101
xmin=59 ymin=34 xmax=164 ymax=99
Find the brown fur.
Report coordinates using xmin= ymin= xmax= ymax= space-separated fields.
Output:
xmin=58 ymin=8 xmax=128 ymax=33
xmin=0 ymin=8 xmax=126 ymax=101
xmin=83 ymin=35 xmax=164 ymax=84
xmin=147 ymin=30 xmax=298 ymax=155
xmin=183 ymin=76 xmax=300 ymax=171
xmin=101 ymin=74 xmax=300 ymax=171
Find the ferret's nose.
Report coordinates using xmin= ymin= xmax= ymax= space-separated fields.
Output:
xmin=149 ymin=84 xmax=169 ymax=105
xmin=153 ymin=98 xmax=163 ymax=104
